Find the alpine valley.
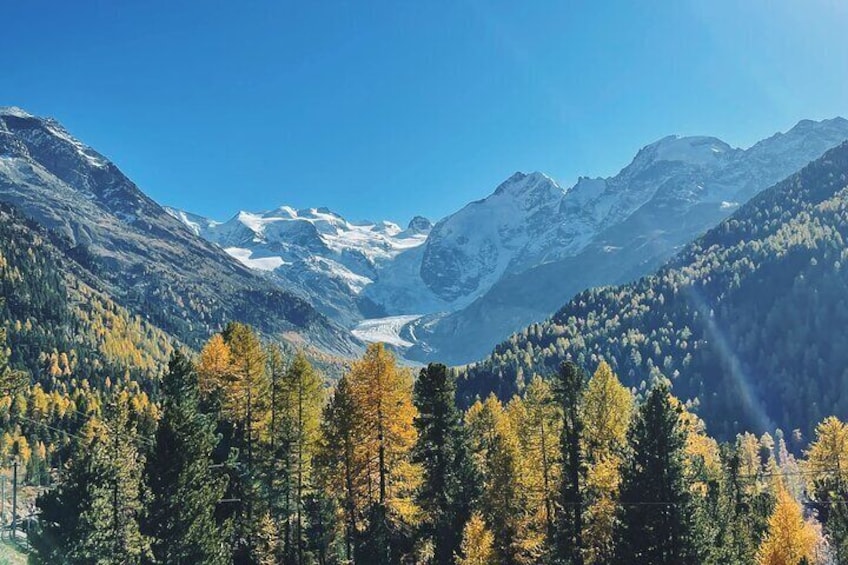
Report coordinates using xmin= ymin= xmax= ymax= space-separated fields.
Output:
xmin=166 ymin=116 xmax=848 ymax=364
xmin=4 ymin=106 xmax=848 ymax=369
xmin=7 ymin=104 xmax=848 ymax=564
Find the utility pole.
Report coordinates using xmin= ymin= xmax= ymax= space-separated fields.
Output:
xmin=113 ymin=422 xmax=120 ymax=557
xmin=1 ymin=473 xmax=5 ymax=539
xmin=11 ymin=458 xmax=18 ymax=543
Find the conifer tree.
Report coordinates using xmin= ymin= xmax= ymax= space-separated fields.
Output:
xmin=805 ymin=416 xmax=848 ymax=561
xmin=455 ymin=512 xmax=496 ymax=565
xmin=466 ymin=395 xmax=523 ymax=565
xmin=222 ymin=322 xmax=269 ymax=467
xmin=0 ymin=327 xmax=26 ymax=394
xmin=555 ymin=361 xmax=586 ymax=565
xmin=282 ymin=352 xmax=324 ymax=565
xmin=303 ymin=491 xmax=336 ymax=565
xmin=412 ymin=363 xmax=479 ymax=565
xmin=518 ymin=375 xmax=561 ymax=552
xmin=346 ymin=343 xmax=419 ymax=561
xmin=32 ymin=401 xmax=151 ymax=564
xmin=263 ymin=342 xmax=290 ymax=560
xmin=348 ymin=343 xmax=418 ymax=511
xmin=144 ymin=350 xmax=229 ymax=564
xmin=193 ymin=324 xmax=273 ymax=562
xmin=755 ymin=487 xmax=818 ymax=565
xmin=580 ymin=361 xmax=632 ymax=565
xmin=317 ymin=374 xmax=362 ymax=562
xmin=613 ymin=382 xmax=699 ymax=565
xmin=197 ymin=333 xmax=232 ymax=397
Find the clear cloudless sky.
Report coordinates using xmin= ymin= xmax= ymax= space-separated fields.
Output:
xmin=3 ymin=1 xmax=848 ymax=225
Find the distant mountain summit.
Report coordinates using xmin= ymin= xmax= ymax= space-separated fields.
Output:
xmin=165 ymin=205 xmax=431 ymax=326
xmin=0 ymin=106 xmax=357 ymax=355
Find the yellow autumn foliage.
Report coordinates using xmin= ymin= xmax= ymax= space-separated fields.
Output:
xmin=455 ymin=512 xmax=496 ymax=565
xmin=755 ymin=487 xmax=818 ymax=565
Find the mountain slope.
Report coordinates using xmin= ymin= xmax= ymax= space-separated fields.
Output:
xmin=409 ymin=118 xmax=848 ymax=364
xmin=0 ymin=202 xmax=173 ymax=384
xmin=459 ymin=141 xmax=848 ymax=438
xmin=0 ymin=107 xmax=356 ymax=355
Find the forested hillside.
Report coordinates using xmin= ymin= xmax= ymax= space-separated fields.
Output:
xmin=460 ymin=141 xmax=848 ymax=439
xmin=0 ymin=203 xmax=173 ymax=385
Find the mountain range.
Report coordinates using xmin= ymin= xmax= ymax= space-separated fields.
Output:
xmin=168 ymin=117 xmax=848 ymax=364
xmin=459 ymin=138 xmax=848 ymax=438
xmin=4 ymin=105 xmax=848 ymax=377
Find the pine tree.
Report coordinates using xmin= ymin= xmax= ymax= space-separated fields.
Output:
xmin=412 ymin=363 xmax=479 ymax=565
xmin=32 ymin=401 xmax=151 ymax=564
xmin=197 ymin=333 xmax=232 ymax=398
xmin=220 ymin=322 xmax=270 ymax=563
xmin=222 ymin=322 xmax=269 ymax=468
xmin=805 ymin=416 xmax=848 ymax=561
xmin=144 ymin=350 xmax=229 ymax=564
xmin=263 ymin=342 xmax=290 ymax=561
xmin=0 ymin=327 xmax=26 ymax=394
xmin=613 ymin=382 xmax=699 ymax=564
xmin=347 ymin=343 xmax=418 ymax=513
xmin=317 ymin=374 xmax=362 ymax=562
xmin=341 ymin=343 xmax=420 ymax=563
xmin=303 ymin=491 xmax=336 ymax=565
xmin=555 ymin=361 xmax=586 ymax=565
xmin=466 ymin=395 xmax=523 ymax=565
xmin=518 ymin=375 xmax=561 ymax=553
xmin=282 ymin=352 xmax=324 ymax=565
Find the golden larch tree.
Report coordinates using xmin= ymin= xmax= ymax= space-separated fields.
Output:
xmin=455 ymin=512 xmax=496 ymax=565
xmin=580 ymin=361 xmax=633 ymax=565
xmin=755 ymin=487 xmax=818 ymax=565
xmin=346 ymin=343 xmax=420 ymax=519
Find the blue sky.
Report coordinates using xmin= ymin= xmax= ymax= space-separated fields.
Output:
xmin=3 ymin=1 xmax=847 ymax=225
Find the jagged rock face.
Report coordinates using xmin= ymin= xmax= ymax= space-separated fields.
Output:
xmin=420 ymin=172 xmax=566 ymax=302
xmin=406 ymin=216 xmax=433 ymax=233
xmin=0 ymin=107 xmax=356 ymax=355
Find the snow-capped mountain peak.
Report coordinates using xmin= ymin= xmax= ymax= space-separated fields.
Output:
xmin=640 ymin=135 xmax=734 ymax=166
xmin=493 ymin=171 xmax=564 ymax=201
xmin=0 ymin=106 xmax=34 ymax=119
xmin=166 ymin=203 xmax=432 ymax=325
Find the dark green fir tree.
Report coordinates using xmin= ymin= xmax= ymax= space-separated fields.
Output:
xmin=613 ymin=382 xmax=700 ymax=565
xmin=555 ymin=361 xmax=586 ymax=565
xmin=412 ymin=363 xmax=480 ymax=565
xmin=144 ymin=350 xmax=230 ymax=564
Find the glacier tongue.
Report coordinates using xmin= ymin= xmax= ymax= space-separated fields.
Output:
xmin=351 ymin=315 xmax=423 ymax=348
